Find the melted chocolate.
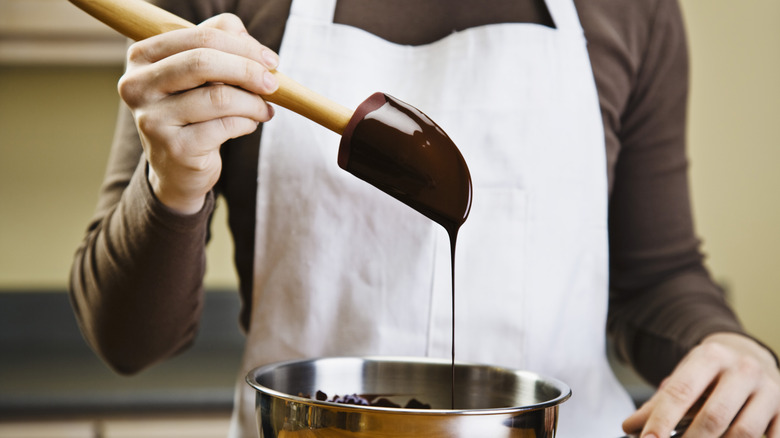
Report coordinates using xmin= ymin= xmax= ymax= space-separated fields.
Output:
xmin=339 ymin=92 xmax=471 ymax=231
xmin=339 ymin=93 xmax=472 ymax=409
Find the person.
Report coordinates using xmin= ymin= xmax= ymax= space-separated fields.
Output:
xmin=69 ymin=0 xmax=780 ymax=437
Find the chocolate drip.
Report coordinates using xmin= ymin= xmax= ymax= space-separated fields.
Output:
xmin=339 ymin=93 xmax=472 ymax=409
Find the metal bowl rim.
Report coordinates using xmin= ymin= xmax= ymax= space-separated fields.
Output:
xmin=245 ymin=355 xmax=572 ymax=415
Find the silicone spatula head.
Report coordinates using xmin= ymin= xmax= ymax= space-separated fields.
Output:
xmin=338 ymin=93 xmax=472 ymax=230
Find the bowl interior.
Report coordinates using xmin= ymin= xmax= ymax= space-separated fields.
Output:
xmin=247 ymin=356 xmax=570 ymax=411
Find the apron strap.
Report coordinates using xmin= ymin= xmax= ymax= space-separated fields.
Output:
xmin=545 ymin=0 xmax=584 ymax=33
xmin=289 ymin=0 xmax=337 ymax=22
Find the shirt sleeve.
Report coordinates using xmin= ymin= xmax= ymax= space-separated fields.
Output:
xmin=69 ymin=92 xmax=214 ymax=373
xmin=604 ymin=0 xmax=757 ymax=385
xmin=67 ymin=0 xmax=295 ymax=373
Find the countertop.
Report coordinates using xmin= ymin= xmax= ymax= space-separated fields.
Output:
xmin=0 ymin=290 xmax=653 ymax=421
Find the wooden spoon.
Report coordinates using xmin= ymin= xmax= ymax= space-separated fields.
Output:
xmin=68 ymin=0 xmax=472 ymax=228
xmin=68 ymin=0 xmax=352 ymax=134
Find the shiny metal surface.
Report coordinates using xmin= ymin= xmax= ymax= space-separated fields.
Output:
xmin=246 ymin=356 xmax=571 ymax=438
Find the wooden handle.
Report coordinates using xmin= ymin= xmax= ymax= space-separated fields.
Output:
xmin=68 ymin=0 xmax=353 ymax=135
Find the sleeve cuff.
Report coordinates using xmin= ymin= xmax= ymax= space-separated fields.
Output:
xmin=128 ymin=159 xmax=216 ymax=233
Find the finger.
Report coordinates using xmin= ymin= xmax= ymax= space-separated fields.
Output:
xmin=623 ymin=397 xmax=654 ymax=434
xmin=200 ymin=12 xmax=251 ymax=34
xmin=199 ymin=12 xmax=277 ymax=63
xmin=120 ymin=47 xmax=278 ymax=106
xmin=161 ymin=83 xmax=274 ymax=127
xmin=769 ymin=417 xmax=780 ymax=438
xmin=624 ymin=377 xmax=672 ymax=431
xmin=134 ymin=83 xmax=271 ymax=160
xmin=726 ymin=379 xmax=780 ymax=438
xmin=687 ymin=355 xmax=761 ymax=437
xmin=197 ymin=13 xmax=279 ymax=69
xmin=180 ymin=116 xmax=264 ymax=151
xmin=128 ymin=14 xmax=278 ymax=69
xmin=640 ymin=348 xmax=725 ymax=437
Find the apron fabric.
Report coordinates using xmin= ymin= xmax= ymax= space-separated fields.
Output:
xmin=232 ymin=0 xmax=636 ymax=436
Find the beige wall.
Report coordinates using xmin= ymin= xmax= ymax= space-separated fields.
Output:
xmin=0 ymin=66 xmax=122 ymax=288
xmin=679 ymin=0 xmax=780 ymax=353
xmin=0 ymin=66 xmax=239 ymax=290
xmin=1 ymin=1 xmax=777 ymax=353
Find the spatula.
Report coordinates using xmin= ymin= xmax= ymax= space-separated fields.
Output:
xmin=68 ymin=0 xmax=472 ymax=230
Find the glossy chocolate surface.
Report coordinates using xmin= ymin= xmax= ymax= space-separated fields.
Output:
xmin=339 ymin=92 xmax=472 ymax=233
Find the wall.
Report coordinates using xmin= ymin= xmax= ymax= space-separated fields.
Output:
xmin=0 ymin=66 xmax=121 ymax=288
xmin=680 ymin=0 xmax=780 ymax=353
xmin=0 ymin=1 xmax=778 ymax=353
xmin=0 ymin=66 xmax=239 ymax=290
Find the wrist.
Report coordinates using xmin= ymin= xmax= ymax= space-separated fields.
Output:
xmin=147 ymin=165 xmax=207 ymax=215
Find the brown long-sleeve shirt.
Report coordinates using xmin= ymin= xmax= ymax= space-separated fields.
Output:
xmin=70 ymin=0 xmax=752 ymax=386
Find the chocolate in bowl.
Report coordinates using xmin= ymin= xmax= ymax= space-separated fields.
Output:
xmin=245 ymin=356 xmax=570 ymax=438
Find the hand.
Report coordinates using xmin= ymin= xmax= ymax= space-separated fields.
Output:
xmin=118 ymin=13 xmax=279 ymax=214
xmin=623 ymin=332 xmax=780 ymax=437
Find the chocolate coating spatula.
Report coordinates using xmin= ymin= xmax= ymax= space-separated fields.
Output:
xmin=68 ymin=0 xmax=472 ymax=229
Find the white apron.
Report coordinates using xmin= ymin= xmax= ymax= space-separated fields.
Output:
xmin=232 ymin=0 xmax=636 ymax=436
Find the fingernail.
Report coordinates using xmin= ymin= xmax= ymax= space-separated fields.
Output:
xmin=263 ymin=71 xmax=278 ymax=91
xmin=262 ymin=49 xmax=279 ymax=70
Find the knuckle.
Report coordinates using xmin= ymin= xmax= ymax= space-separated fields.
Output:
xmin=219 ymin=116 xmax=255 ymax=138
xmin=735 ymin=355 xmax=762 ymax=379
xmin=133 ymin=111 xmax=157 ymax=135
xmin=117 ymin=71 xmax=148 ymax=107
xmin=194 ymin=27 xmax=220 ymax=49
xmin=728 ymin=421 xmax=761 ymax=438
xmin=116 ymin=75 xmax=134 ymax=102
xmin=219 ymin=116 xmax=240 ymax=134
xmin=212 ymin=12 xmax=242 ymax=29
xmin=188 ymin=48 xmax=211 ymax=73
xmin=125 ymin=41 xmax=147 ymax=64
xmin=699 ymin=341 xmax=729 ymax=361
xmin=134 ymin=111 xmax=176 ymax=154
xmin=207 ymin=85 xmax=232 ymax=110
xmin=698 ymin=403 xmax=731 ymax=434
xmin=662 ymin=379 xmax=697 ymax=405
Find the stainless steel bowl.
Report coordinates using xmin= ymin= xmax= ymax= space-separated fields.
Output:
xmin=246 ymin=356 xmax=571 ymax=437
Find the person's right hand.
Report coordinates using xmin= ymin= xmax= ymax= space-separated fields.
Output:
xmin=118 ymin=13 xmax=279 ymax=214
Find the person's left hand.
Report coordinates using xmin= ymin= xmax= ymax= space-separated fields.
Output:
xmin=622 ymin=332 xmax=780 ymax=437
